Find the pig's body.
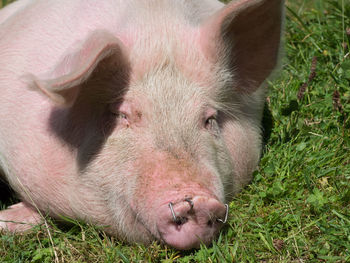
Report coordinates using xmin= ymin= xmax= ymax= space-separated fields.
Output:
xmin=0 ymin=0 xmax=283 ymax=249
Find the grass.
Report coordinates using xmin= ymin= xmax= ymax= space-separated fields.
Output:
xmin=1 ymin=0 xmax=350 ymax=262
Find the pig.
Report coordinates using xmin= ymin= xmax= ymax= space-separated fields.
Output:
xmin=0 ymin=0 xmax=283 ymax=250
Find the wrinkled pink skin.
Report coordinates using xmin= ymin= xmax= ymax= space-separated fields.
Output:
xmin=0 ymin=0 xmax=283 ymax=249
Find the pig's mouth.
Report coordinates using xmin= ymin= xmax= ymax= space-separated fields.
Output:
xmin=134 ymin=196 xmax=229 ymax=250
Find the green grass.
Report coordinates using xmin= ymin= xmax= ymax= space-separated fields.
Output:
xmin=1 ymin=0 xmax=350 ymax=262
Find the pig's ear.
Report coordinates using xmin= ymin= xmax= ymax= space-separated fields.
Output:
xmin=27 ymin=30 xmax=129 ymax=106
xmin=201 ymin=0 xmax=283 ymax=93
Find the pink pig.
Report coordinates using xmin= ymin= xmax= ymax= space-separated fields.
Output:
xmin=0 ymin=0 xmax=283 ymax=250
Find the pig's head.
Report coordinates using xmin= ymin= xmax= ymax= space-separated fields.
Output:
xmin=28 ymin=0 xmax=283 ymax=250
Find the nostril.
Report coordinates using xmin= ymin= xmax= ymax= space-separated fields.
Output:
xmin=174 ymin=216 xmax=188 ymax=225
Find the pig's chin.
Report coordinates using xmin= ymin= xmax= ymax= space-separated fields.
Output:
xmin=103 ymin=209 xmax=156 ymax=245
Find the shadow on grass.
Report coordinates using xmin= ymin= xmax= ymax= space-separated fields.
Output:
xmin=0 ymin=177 xmax=17 ymax=209
xmin=262 ymin=102 xmax=274 ymax=149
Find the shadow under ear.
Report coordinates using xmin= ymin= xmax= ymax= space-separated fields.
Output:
xmin=40 ymin=30 xmax=131 ymax=171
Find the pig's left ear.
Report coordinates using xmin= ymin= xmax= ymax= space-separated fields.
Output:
xmin=201 ymin=0 xmax=284 ymax=93
xmin=27 ymin=30 xmax=129 ymax=106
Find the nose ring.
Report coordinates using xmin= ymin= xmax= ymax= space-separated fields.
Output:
xmin=216 ymin=204 xmax=229 ymax=223
xmin=168 ymin=202 xmax=187 ymax=225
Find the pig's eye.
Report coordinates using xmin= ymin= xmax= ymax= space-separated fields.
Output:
xmin=118 ymin=112 xmax=130 ymax=128
xmin=119 ymin=113 xmax=127 ymax=119
xmin=205 ymin=116 xmax=220 ymax=136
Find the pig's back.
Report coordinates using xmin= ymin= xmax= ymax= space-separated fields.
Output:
xmin=0 ymin=0 xmax=223 ymax=76
xmin=0 ymin=0 xmax=35 ymax=25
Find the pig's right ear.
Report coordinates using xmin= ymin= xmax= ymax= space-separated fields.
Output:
xmin=26 ymin=30 xmax=129 ymax=106
xmin=201 ymin=0 xmax=284 ymax=93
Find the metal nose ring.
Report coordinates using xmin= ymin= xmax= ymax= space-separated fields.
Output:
xmin=168 ymin=202 xmax=187 ymax=225
xmin=169 ymin=202 xmax=177 ymax=222
xmin=184 ymin=198 xmax=194 ymax=211
xmin=216 ymin=204 xmax=229 ymax=224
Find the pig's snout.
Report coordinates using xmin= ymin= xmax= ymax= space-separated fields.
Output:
xmin=157 ymin=196 xmax=228 ymax=250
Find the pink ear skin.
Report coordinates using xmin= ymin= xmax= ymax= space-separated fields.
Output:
xmin=27 ymin=30 xmax=130 ymax=107
xmin=200 ymin=0 xmax=284 ymax=93
xmin=23 ymin=31 xmax=131 ymax=169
